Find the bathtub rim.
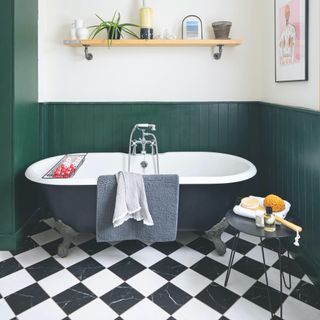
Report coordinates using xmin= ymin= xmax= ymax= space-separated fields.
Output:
xmin=25 ymin=151 xmax=257 ymax=186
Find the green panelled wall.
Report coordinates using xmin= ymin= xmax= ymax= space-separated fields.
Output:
xmin=259 ymin=103 xmax=320 ymax=288
xmin=0 ymin=0 xmax=39 ymax=249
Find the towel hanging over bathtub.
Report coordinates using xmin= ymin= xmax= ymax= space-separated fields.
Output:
xmin=96 ymin=174 xmax=179 ymax=242
xmin=113 ymin=171 xmax=154 ymax=227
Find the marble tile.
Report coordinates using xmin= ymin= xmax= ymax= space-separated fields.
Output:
xmin=169 ymin=246 xmax=204 ymax=267
xmin=191 ymin=257 xmax=227 ymax=281
xmin=31 ymin=229 xmax=62 ymax=246
xmin=92 ymin=246 xmax=127 ymax=269
xmin=245 ymin=245 xmax=279 ymax=266
xmin=54 ymin=247 xmax=89 ymax=268
xmin=259 ymin=238 xmax=287 ymax=254
xmin=10 ymin=237 xmax=38 ymax=256
xmin=26 ymin=257 xmax=64 ymax=281
xmin=0 ymin=251 xmax=13 ymax=263
xmin=14 ymin=247 xmax=50 ymax=268
xmin=100 ymin=283 xmax=144 ymax=315
xmin=0 ymin=298 xmax=15 ymax=320
xmin=272 ymin=255 xmax=305 ymax=279
xmin=176 ymin=232 xmax=199 ymax=245
xmin=226 ymin=237 xmax=256 ymax=255
xmin=131 ymin=246 xmax=166 ymax=267
xmin=196 ymin=282 xmax=239 ymax=314
xmin=149 ymin=283 xmax=192 ymax=314
xmin=115 ymin=240 xmax=147 ymax=255
xmin=67 ymin=258 xmax=105 ymax=281
xmin=0 ymin=257 xmax=23 ymax=279
xmin=127 ymin=269 xmax=167 ymax=296
xmin=71 ymin=233 xmax=95 ymax=246
xmin=186 ymin=237 xmax=216 ymax=255
xmin=42 ymin=238 xmax=71 ymax=256
xmin=232 ymin=256 xmax=267 ymax=280
xmin=122 ymin=298 xmax=169 ymax=320
xmin=78 ymin=239 xmax=111 ymax=256
xmin=82 ymin=269 xmax=123 ymax=297
xmin=206 ymin=248 xmax=242 ymax=267
xmin=53 ymin=283 xmax=96 ymax=315
xmin=5 ymin=283 xmax=49 ymax=315
xmin=150 ymin=257 xmax=187 ymax=281
xmin=239 ymin=233 xmax=262 ymax=245
xmin=173 ymin=298 xmax=221 ymax=320
xmin=151 ymin=241 xmax=183 ymax=255
xmin=109 ymin=257 xmax=146 ymax=281
xmin=290 ymin=280 xmax=320 ymax=310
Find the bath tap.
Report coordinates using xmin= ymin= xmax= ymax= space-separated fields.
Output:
xmin=128 ymin=124 xmax=160 ymax=174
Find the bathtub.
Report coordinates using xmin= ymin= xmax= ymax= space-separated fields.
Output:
xmin=25 ymin=152 xmax=257 ymax=232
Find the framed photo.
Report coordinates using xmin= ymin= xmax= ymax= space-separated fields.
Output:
xmin=182 ymin=15 xmax=203 ymax=40
xmin=274 ymin=0 xmax=308 ymax=82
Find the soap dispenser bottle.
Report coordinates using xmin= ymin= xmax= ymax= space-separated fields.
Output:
xmin=140 ymin=0 xmax=154 ymax=39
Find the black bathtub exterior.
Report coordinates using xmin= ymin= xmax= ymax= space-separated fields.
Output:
xmin=42 ymin=181 xmax=250 ymax=233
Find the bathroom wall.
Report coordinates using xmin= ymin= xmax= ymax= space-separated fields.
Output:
xmin=261 ymin=0 xmax=320 ymax=110
xmin=38 ymin=0 xmax=263 ymax=102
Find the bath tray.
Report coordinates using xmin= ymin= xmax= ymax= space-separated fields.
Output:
xmin=43 ymin=154 xmax=87 ymax=179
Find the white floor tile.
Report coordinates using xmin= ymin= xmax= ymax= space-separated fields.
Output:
xmin=72 ymin=233 xmax=95 ymax=246
xmin=0 ymin=298 xmax=15 ymax=320
xmin=18 ymin=298 xmax=66 ymax=320
xmin=276 ymin=296 xmax=320 ymax=320
xmin=82 ymin=269 xmax=123 ymax=297
xmin=239 ymin=233 xmax=261 ymax=244
xmin=169 ymin=246 xmax=204 ymax=267
xmin=15 ymin=247 xmax=50 ymax=268
xmin=224 ymin=297 xmax=270 ymax=320
xmin=38 ymin=269 xmax=79 ymax=297
xmin=69 ymin=298 xmax=118 ymax=320
xmin=127 ymin=269 xmax=167 ymax=296
xmin=31 ymin=229 xmax=62 ymax=246
xmin=221 ymin=232 xmax=235 ymax=243
xmin=171 ymin=269 xmax=211 ymax=296
xmin=302 ymin=274 xmax=313 ymax=284
xmin=0 ymin=269 xmax=35 ymax=297
xmin=245 ymin=245 xmax=279 ymax=266
xmin=215 ymin=270 xmax=256 ymax=296
xmin=174 ymin=298 xmax=221 ymax=320
xmin=207 ymin=248 xmax=242 ymax=266
xmin=43 ymin=218 xmax=56 ymax=228
xmin=258 ymin=267 xmax=300 ymax=295
xmin=131 ymin=246 xmax=166 ymax=267
xmin=0 ymin=251 xmax=12 ymax=262
xmin=92 ymin=246 xmax=127 ymax=268
xmin=176 ymin=232 xmax=199 ymax=245
xmin=122 ymin=298 xmax=169 ymax=320
xmin=54 ymin=247 xmax=89 ymax=268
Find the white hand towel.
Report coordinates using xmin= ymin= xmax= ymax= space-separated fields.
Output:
xmin=113 ymin=171 xmax=154 ymax=227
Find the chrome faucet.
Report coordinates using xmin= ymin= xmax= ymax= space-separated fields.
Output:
xmin=128 ymin=124 xmax=160 ymax=174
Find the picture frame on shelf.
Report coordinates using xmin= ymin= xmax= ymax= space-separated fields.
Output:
xmin=274 ymin=0 xmax=309 ymax=82
xmin=182 ymin=15 xmax=203 ymax=40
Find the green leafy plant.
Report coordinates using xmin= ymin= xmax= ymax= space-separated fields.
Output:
xmin=89 ymin=11 xmax=140 ymax=47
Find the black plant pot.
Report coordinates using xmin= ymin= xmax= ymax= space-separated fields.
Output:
xmin=107 ymin=27 xmax=121 ymax=39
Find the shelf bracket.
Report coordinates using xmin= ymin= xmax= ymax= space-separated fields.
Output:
xmin=84 ymin=45 xmax=93 ymax=61
xmin=213 ymin=45 xmax=224 ymax=60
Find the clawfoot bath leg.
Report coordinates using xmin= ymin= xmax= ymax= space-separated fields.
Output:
xmin=54 ymin=220 xmax=79 ymax=258
xmin=206 ymin=218 xmax=229 ymax=256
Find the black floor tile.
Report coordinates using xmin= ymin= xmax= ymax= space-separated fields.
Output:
xmin=225 ymin=226 xmax=239 ymax=236
xmin=30 ymin=220 xmax=52 ymax=235
xmin=42 ymin=238 xmax=73 ymax=256
xmin=243 ymin=281 xmax=286 ymax=314
xmin=233 ymin=256 xmax=267 ymax=279
xmin=149 ymin=283 xmax=192 ymax=314
xmin=272 ymin=255 xmax=304 ymax=279
xmin=78 ymin=239 xmax=111 ymax=256
xmin=226 ymin=237 xmax=256 ymax=255
xmin=10 ymin=237 xmax=38 ymax=256
xmin=67 ymin=257 xmax=105 ymax=281
xmin=5 ymin=283 xmax=49 ymax=315
xmin=187 ymin=237 xmax=215 ymax=255
xmin=219 ymin=316 xmax=230 ymax=320
xmin=290 ymin=280 xmax=320 ymax=310
xmin=151 ymin=241 xmax=183 ymax=255
xmin=109 ymin=257 xmax=145 ymax=281
xmin=196 ymin=282 xmax=239 ymax=314
xmin=259 ymin=238 xmax=287 ymax=254
xmin=53 ymin=283 xmax=96 ymax=315
xmin=191 ymin=257 xmax=227 ymax=281
xmin=100 ymin=283 xmax=144 ymax=315
xmin=26 ymin=257 xmax=64 ymax=281
xmin=115 ymin=240 xmax=147 ymax=255
xmin=0 ymin=257 xmax=23 ymax=279
xmin=150 ymin=257 xmax=187 ymax=281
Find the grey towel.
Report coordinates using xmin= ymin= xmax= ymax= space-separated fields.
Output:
xmin=96 ymin=175 xmax=179 ymax=242
xmin=113 ymin=172 xmax=154 ymax=227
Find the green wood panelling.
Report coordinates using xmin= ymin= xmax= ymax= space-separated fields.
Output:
xmin=259 ymin=103 xmax=320 ymax=288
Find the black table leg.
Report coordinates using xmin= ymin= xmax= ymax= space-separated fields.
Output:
xmin=224 ymin=232 xmax=240 ymax=287
xmin=260 ymin=237 xmax=273 ymax=319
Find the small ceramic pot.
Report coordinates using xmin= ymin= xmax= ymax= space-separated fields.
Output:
xmin=76 ymin=27 xmax=90 ymax=40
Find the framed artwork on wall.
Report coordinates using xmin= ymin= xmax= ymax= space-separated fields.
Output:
xmin=274 ymin=0 xmax=308 ymax=82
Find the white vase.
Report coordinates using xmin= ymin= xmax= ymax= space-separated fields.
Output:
xmin=70 ymin=23 xmax=77 ymax=40
xmin=75 ymin=19 xmax=85 ymax=29
xmin=76 ymin=27 xmax=90 ymax=40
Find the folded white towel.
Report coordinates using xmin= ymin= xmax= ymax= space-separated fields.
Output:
xmin=113 ymin=171 xmax=154 ymax=227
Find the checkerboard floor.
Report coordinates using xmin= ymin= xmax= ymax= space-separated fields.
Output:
xmin=0 ymin=219 xmax=319 ymax=320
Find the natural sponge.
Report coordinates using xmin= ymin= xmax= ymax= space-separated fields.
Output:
xmin=264 ymin=194 xmax=285 ymax=212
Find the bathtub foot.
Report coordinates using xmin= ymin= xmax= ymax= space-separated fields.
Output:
xmin=206 ymin=218 xmax=229 ymax=256
xmin=54 ymin=220 xmax=79 ymax=258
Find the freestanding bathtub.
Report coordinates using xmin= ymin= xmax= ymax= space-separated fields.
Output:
xmin=25 ymin=152 xmax=257 ymax=233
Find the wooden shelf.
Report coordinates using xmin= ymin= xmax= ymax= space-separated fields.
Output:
xmin=64 ymin=39 xmax=242 ymax=47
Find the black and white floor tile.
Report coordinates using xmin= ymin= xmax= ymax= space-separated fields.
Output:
xmin=0 ymin=219 xmax=320 ymax=320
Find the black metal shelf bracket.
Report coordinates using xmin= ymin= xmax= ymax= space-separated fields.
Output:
xmin=213 ymin=45 xmax=224 ymax=60
xmin=84 ymin=45 xmax=93 ymax=61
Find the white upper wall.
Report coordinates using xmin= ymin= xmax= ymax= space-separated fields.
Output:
xmin=38 ymin=0 xmax=263 ymax=102
xmin=261 ymin=0 xmax=320 ymax=110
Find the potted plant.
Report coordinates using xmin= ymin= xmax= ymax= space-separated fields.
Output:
xmin=89 ymin=11 xmax=140 ymax=46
